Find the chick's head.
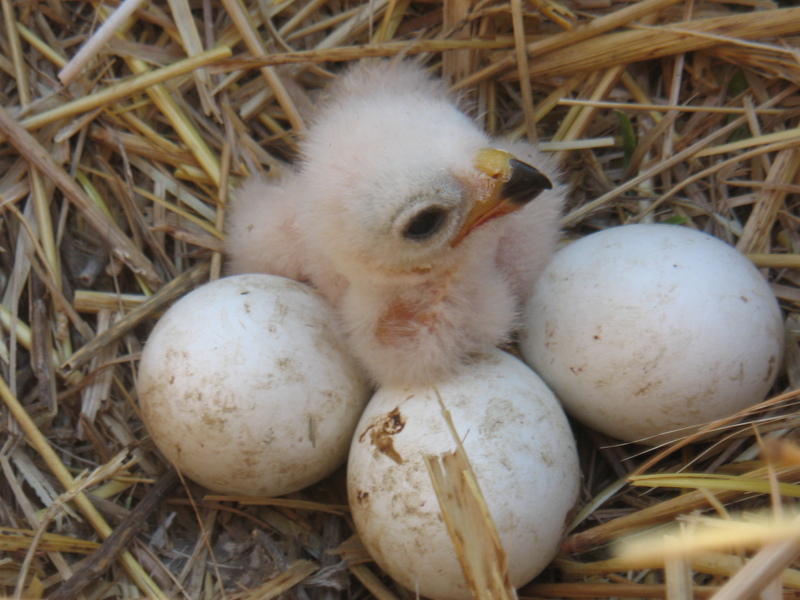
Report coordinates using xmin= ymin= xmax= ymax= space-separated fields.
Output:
xmin=298 ymin=68 xmax=551 ymax=284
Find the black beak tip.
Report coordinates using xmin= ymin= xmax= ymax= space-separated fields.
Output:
xmin=503 ymin=159 xmax=553 ymax=205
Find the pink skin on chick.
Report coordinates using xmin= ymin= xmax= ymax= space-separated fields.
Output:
xmin=225 ymin=61 xmax=566 ymax=386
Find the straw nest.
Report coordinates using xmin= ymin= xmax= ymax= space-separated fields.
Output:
xmin=2 ymin=0 xmax=800 ymax=598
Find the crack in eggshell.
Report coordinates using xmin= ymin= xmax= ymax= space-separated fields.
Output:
xmin=363 ymin=407 xmax=406 ymax=465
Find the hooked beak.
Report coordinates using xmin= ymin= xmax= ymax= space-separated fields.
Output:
xmin=450 ymin=148 xmax=552 ymax=247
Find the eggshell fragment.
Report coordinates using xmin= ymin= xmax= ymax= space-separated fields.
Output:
xmin=520 ymin=224 xmax=784 ymax=444
xmin=138 ymin=274 xmax=370 ymax=496
xmin=347 ymin=350 xmax=580 ymax=600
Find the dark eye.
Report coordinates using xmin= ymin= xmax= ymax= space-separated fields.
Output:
xmin=402 ymin=207 xmax=448 ymax=240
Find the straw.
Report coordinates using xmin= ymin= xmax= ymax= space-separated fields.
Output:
xmin=3 ymin=0 xmax=800 ymax=598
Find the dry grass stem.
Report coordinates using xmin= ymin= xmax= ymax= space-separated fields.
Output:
xmin=424 ymin=390 xmax=517 ymax=600
xmin=21 ymin=46 xmax=233 ymax=135
xmin=522 ymin=7 xmax=800 ymax=79
xmin=233 ymin=560 xmax=319 ymax=600
xmin=57 ymin=0 xmax=149 ymax=85
xmin=523 ymin=581 xmax=720 ymax=598
xmin=565 ymin=465 xmax=800 ymax=554
xmin=455 ymin=0 xmax=687 ymax=90
xmin=0 ymin=376 xmax=166 ymax=598
xmin=709 ymin=531 xmax=800 ymax=600
xmin=61 ymin=262 xmax=210 ymax=374
xmin=558 ymin=98 xmax=787 ymax=116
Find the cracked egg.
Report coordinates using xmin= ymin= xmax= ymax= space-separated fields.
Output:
xmin=346 ymin=350 xmax=580 ymax=600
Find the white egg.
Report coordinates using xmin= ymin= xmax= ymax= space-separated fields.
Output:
xmin=347 ymin=350 xmax=580 ymax=600
xmin=520 ymin=224 xmax=784 ymax=444
xmin=138 ymin=274 xmax=370 ymax=496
